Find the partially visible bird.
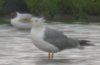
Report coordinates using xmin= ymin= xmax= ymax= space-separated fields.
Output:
xmin=30 ymin=17 xmax=94 ymax=59
xmin=11 ymin=12 xmax=33 ymax=29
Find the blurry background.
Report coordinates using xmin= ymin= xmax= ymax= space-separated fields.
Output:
xmin=0 ymin=0 xmax=100 ymax=23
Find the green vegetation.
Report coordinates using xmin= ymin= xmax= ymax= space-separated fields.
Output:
xmin=0 ymin=0 xmax=100 ymax=22
xmin=26 ymin=0 xmax=100 ymax=22
xmin=0 ymin=0 xmax=4 ymax=9
xmin=0 ymin=19 xmax=10 ymax=24
xmin=0 ymin=0 xmax=4 ymax=15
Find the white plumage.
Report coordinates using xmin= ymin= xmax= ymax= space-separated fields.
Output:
xmin=31 ymin=17 xmax=56 ymax=52
xmin=31 ymin=25 xmax=59 ymax=53
xmin=11 ymin=12 xmax=33 ymax=29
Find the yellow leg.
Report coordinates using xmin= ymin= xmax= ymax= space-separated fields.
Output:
xmin=48 ymin=52 xmax=54 ymax=59
xmin=51 ymin=53 xmax=54 ymax=59
xmin=48 ymin=52 xmax=51 ymax=59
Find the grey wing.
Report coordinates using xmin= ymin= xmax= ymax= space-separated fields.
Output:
xmin=44 ymin=28 xmax=80 ymax=50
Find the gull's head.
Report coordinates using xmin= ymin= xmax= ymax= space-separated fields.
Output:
xmin=31 ymin=17 xmax=46 ymax=27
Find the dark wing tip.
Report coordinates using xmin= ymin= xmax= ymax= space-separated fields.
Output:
xmin=80 ymin=40 xmax=95 ymax=46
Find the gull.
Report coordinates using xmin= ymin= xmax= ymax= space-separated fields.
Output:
xmin=11 ymin=12 xmax=33 ymax=29
xmin=30 ymin=17 xmax=94 ymax=59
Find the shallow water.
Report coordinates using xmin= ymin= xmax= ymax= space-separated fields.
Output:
xmin=0 ymin=23 xmax=100 ymax=65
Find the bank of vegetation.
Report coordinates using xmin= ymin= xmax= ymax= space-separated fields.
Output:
xmin=0 ymin=0 xmax=100 ymax=22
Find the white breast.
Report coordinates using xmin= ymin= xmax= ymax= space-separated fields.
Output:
xmin=31 ymin=28 xmax=59 ymax=53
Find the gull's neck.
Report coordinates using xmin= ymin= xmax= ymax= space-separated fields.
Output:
xmin=31 ymin=25 xmax=45 ymax=32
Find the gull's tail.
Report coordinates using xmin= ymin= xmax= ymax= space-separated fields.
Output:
xmin=79 ymin=40 xmax=94 ymax=46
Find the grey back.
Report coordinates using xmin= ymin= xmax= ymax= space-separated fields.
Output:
xmin=44 ymin=28 xmax=80 ymax=50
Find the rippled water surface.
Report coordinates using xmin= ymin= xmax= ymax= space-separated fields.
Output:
xmin=0 ymin=23 xmax=100 ymax=65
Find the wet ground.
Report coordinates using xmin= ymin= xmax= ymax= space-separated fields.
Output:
xmin=0 ymin=23 xmax=100 ymax=65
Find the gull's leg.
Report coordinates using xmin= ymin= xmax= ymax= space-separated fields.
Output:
xmin=48 ymin=52 xmax=51 ymax=59
xmin=51 ymin=53 xmax=54 ymax=59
